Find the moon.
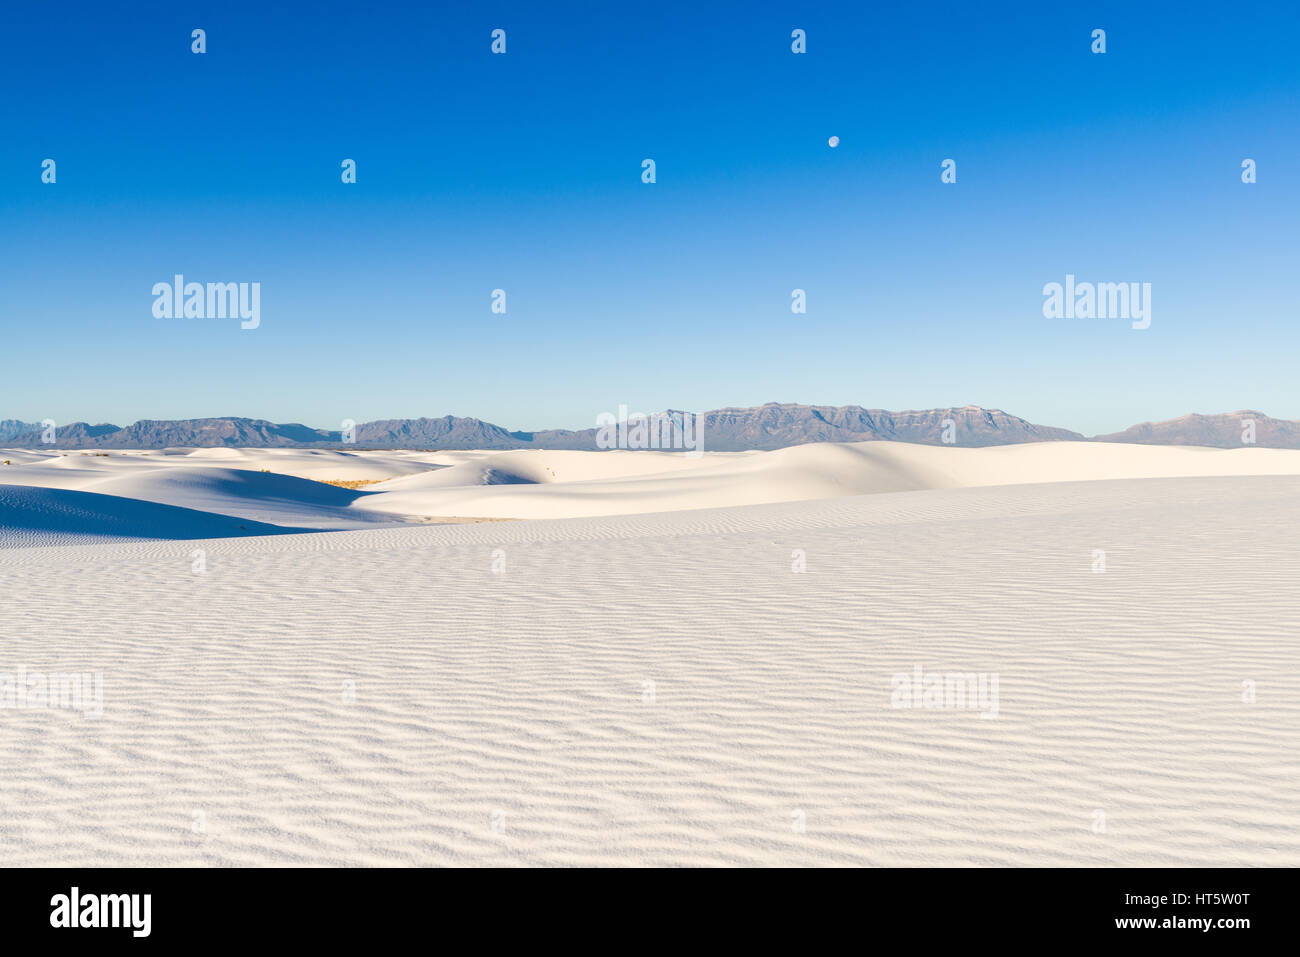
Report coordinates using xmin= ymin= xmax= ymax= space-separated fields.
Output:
xmin=828 ymin=136 xmax=840 ymax=148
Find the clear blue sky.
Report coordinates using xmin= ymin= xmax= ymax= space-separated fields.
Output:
xmin=2 ymin=0 xmax=1297 ymax=435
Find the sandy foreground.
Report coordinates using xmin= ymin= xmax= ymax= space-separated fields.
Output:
xmin=1 ymin=442 xmax=1298 ymax=865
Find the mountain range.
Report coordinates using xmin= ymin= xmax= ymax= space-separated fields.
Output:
xmin=1 ymin=405 xmax=1296 ymax=450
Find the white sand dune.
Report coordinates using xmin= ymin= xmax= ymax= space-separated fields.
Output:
xmin=81 ymin=467 xmax=395 ymax=530
xmin=0 ymin=484 xmax=292 ymax=548
xmin=170 ymin=447 xmax=450 ymax=482
xmin=353 ymin=441 xmax=1300 ymax=520
xmin=1 ymin=474 xmax=1296 ymax=865
xmin=7 ymin=440 xmax=1300 ymax=543
xmin=0 ymin=451 xmax=433 ymax=542
xmin=373 ymin=448 xmax=726 ymax=489
xmin=0 ymin=447 xmax=446 ymax=485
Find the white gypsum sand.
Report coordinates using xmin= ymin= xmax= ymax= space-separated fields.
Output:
xmin=0 ymin=444 xmax=1297 ymax=865
xmin=5 ymin=440 xmax=1300 ymax=537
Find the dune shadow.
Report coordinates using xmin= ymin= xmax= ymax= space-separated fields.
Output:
xmin=0 ymin=483 xmax=312 ymax=547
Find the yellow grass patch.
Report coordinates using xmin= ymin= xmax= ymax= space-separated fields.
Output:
xmin=318 ymin=478 xmax=386 ymax=490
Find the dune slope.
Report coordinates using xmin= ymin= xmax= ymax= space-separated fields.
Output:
xmin=0 ymin=484 xmax=293 ymax=548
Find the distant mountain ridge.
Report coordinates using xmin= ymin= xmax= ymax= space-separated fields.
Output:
xmin=0 ymin=420 xmax=38 ymax=443
xmin=1093 ymin=411 xmax=1300 ymax=448
xmin=694 ymin=404 xmax=1083 ymax=449
xmin=355 ymin=416 xmax=520 ymax=449
xmin=4 ymin=405 xmax=1299 ymax=450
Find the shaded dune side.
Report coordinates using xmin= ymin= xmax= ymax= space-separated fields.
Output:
xmin=0 ymin=484 xmax=298 ymax=548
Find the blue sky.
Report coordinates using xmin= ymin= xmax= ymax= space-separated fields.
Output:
xmin=2 ymin=0 xmax=1298 ymax=435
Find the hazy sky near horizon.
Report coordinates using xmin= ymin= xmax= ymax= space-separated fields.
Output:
xmin=2 ymin=1 xmax=1298 ymax=435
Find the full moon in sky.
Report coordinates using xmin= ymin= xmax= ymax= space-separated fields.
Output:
xmin=828 ymin=136 xmax=840 ymax=148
